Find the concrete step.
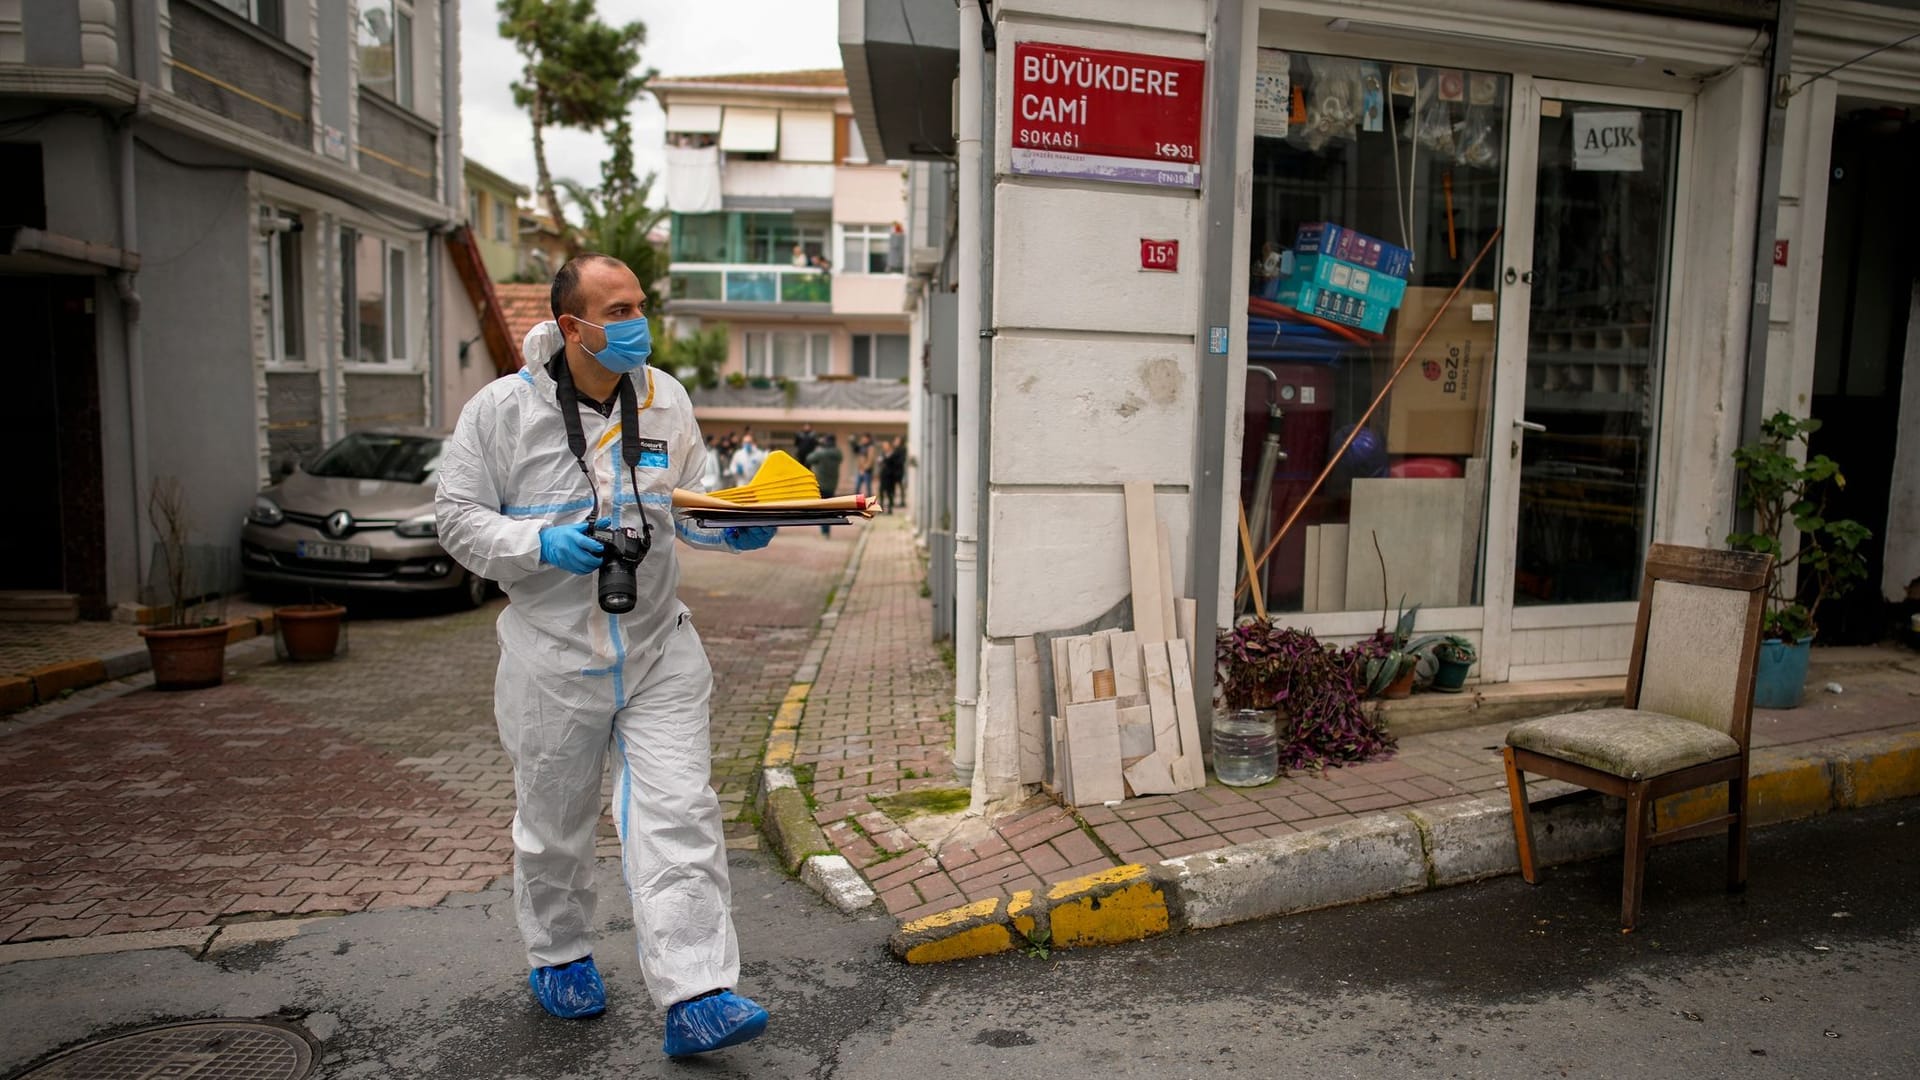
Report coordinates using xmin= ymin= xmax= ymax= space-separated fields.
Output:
xmin=1375 ymin=644 xmax=1918 ymax=737
xmin=0 ymin=591 xmax=80 ymax=623
xmin=1374 ymin=676 xmax=1625 ymax=737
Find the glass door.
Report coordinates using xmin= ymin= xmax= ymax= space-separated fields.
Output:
xmin=1516 ymin=97 xmax=1681 ymax=605
xmin=1480 ymin=79 xmax=1691 ymax=680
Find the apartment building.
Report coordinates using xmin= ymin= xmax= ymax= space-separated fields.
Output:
xmin=655 ymin=69 xmax=913 ymax=489
xmin=1 ymin=0 xmax=466 ymax=614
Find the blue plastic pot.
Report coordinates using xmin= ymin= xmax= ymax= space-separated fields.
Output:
xmin=1753 ymin=636 xmax=1814 ymax=710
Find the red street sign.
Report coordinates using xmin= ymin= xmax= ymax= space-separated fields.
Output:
xmin=1140 ymin=238 xmax=1179 ymax=272
xmin=1011 ymin=41 xmax=1206 ymax=189
xmin=1773 ymin=239 xmax=1790 ymax=267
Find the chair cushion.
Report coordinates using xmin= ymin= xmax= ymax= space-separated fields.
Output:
xmin=1505 ymin=708 xmax=1740 ymax=781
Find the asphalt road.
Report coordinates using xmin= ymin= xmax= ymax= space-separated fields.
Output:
xmin=2 ymin=801 xmax=1915 ymax=1079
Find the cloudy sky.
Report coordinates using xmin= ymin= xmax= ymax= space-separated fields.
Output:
xmin=459 ymin=0 xmax=844 ymax=196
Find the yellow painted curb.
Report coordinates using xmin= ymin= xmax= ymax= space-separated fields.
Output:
xmin=899 ymin=896 xmax=999 ymax=934
xmin=763 ymin=730 xmax=798 ymax=768
xmin=774 ymin=700 xmax=806 ymax=728
xmin=1846 ymin=731 xmax=1920 ymax=808
xmin=1046 ymin=863 xmax=1147 ymax=901
xmin=1750 ymin=755 xmax=1837 ymax=825
xmin=903 ymin=923 xmax=1016 ymax=964
xmin=1049 ymin=879 xmax=1171 ymax=949
xmin=783 ymin=682 xmax=811 ymax=706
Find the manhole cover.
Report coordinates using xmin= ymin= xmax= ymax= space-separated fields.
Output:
xmin=18 ymin=1018 xmax=316 ymax=1079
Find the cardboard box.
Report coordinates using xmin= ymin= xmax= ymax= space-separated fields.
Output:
xmin=1277 ymin=279 xmax=1393 ymax=334
xmin=1292 ymin=254 xmax=1409 ymax=307
xmin=1379 ymin=287 xmax=1497 ymax=455
xmin=1294 ymin=222 xmax=1414 ymax=280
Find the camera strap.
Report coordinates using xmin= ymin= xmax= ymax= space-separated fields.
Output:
xmin=552 ymin=350 xmax=643 ymax=523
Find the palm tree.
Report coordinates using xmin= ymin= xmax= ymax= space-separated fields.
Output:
xmin=559 ymin=173 xmax=667 ymax=294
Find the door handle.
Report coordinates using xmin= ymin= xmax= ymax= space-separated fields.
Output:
xmin=1513 ymin=419 xmax=1547 ymax=433
xmin=1503 ymin=268 xmax=1536 ymax=285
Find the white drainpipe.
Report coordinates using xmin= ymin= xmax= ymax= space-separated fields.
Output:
xmin=951 ymin=0 xmax=984 ymax=786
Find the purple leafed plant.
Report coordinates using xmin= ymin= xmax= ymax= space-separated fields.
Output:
xmin=1216 ymin=620 xmax=1397 ymax=773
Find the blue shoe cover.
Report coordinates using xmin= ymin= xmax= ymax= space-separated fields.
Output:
xmin=528 ymin=956 xmax=606 ymax=1018
xmin=662 ymin=990 xmax=769 ymax=1056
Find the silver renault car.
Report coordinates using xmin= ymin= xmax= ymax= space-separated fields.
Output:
xmin=240 ymin=430 xmax=490 ymax=608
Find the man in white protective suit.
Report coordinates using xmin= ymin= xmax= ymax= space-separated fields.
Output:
xmin=436 ymin=254 xmax=773 ymax=1057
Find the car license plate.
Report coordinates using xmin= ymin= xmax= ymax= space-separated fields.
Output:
xmin=297 ymin=541 xmax=371 ymax=564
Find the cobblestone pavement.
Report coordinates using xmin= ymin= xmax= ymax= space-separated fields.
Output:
xmin=0 ymin=530 xmax=852 ymax=943
xmin=789 ymin=543 xmax=1920 ymax=925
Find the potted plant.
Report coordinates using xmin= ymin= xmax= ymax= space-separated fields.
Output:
xmin=275 ymin=589 xmax=347 ymax=662
xmin=1414 ymin=634 xmax=1477 ymax=693
xmin=137 ymin=478 xmax=230 ymax=690
xmin=1727 ymin=411 xmax=1872 ymax=708
xmin=1360 ymin=600 xmax=1421 ymax=699
xmin=1217 ymin=619 xmax=1396 ymax=775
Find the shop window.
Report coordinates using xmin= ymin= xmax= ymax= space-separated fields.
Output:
xmin=340 ymin=226 xmax=408 ymax=364
xmin=1240 ymin=52 xmax=1508 ymax=617
xmin=852 ymin=333 xmax=909 ymax=380
xmin=358 ymin=0 xmax=414 ymax=110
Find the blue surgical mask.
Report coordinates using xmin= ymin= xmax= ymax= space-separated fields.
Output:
xmin=572 ymin=315 xmax=651 ymax=373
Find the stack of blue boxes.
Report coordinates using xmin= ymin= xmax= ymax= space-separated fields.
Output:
xmin=1276 ymin=223 xmax=1413 ymax=335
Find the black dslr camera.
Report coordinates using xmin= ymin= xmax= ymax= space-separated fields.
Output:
xmin=587 ymin=519 xmax=653 ymax=614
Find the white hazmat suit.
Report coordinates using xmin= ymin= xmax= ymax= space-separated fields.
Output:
xmin=435 ymin=322 xmax=742 ymax=1008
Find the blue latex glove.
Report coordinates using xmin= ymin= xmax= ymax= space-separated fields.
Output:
xmin=539 ymin=522 xmax=604 ymax=574
xmin=723 ymin=526 xmax=776 ymax=552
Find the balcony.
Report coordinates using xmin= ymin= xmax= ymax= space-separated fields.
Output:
xmin=720 ymin=160 xmax=834 ymax=209
xmin=669 ymin=263 xmax=831 ymax=315
xmin=688 ymin=376 xmax=910 ymax=422
xmin=168 ymin=0 xmax=312 ymax=149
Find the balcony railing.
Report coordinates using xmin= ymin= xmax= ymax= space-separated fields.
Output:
xmin=669 ymin=263 xmax=831 ymax=307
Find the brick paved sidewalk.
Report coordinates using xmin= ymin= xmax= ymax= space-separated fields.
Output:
xmin=0 ymin=529 xmax=852 ymax=944
xmin=790 ymin=569 xmax=1920 ymax=925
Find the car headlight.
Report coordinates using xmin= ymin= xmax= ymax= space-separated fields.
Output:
xmin=394 ymin=514 xmax=438 ymax=538
xmin=248 ymin=496 xmax=284 ymax=526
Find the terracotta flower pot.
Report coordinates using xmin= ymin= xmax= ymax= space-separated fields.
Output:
xmin=275 ymin=603 xmax=346 ymax=662
xmin=1383 ymin=664 xmax=1417 ymax=700
xmin=139 ymin=624 xmax=229 ymax=690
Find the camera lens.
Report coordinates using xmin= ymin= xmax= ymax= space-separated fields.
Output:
xmin=598 ymin=561 xmax=637 ymax=614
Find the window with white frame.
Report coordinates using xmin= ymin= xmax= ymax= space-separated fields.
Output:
xmin=851 ymin=333 xmax=909 ymax=380
xmin=467 ymin=189 xmax=481 ymax=229
xmin=840 ymin=223 xmax=900 ymax=274
xmin=213 ymin=0 xmax=284 ymax=35
xmin=357 ymin=0 xmax=415 ymax=110
xmin=743 ymin=330 xmax=832 ymax=379
xmin=261 ymin=211 xmax=303 ymax=366
xmin=340 ymin=226 xmax=410 ymax=364
xmin=493 ymin=198 xmax=510 ymax=242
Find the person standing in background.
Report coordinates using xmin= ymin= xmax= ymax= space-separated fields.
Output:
xmin=792 ymin=423 xmax=818 ymax=473
xmin=805 ymin=433 xmax=844 ymax=536
xmin=878 ymin=437 xmax=906 ymax=515
xmin=853 ymin=434 xmax=876 ymax=498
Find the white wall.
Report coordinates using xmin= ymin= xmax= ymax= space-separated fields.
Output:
xmin=438 ymin=249 xmax=501 ymax=424
xmin=972 ymin=4 xmax=1210 ymax=804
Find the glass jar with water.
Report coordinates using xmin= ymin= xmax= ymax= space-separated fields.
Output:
xmin=1212 ymin=708 xmax=1279 ymax=786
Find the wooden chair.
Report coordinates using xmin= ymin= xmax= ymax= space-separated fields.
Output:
xmin=1501 ymin=544 xmax=1774 ymax=930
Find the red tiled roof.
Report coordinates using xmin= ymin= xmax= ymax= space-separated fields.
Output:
xmin=657 ymin=68 xmax=846 ymax=89
xmin=495 ymin=282 xmax=552 ymax=360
